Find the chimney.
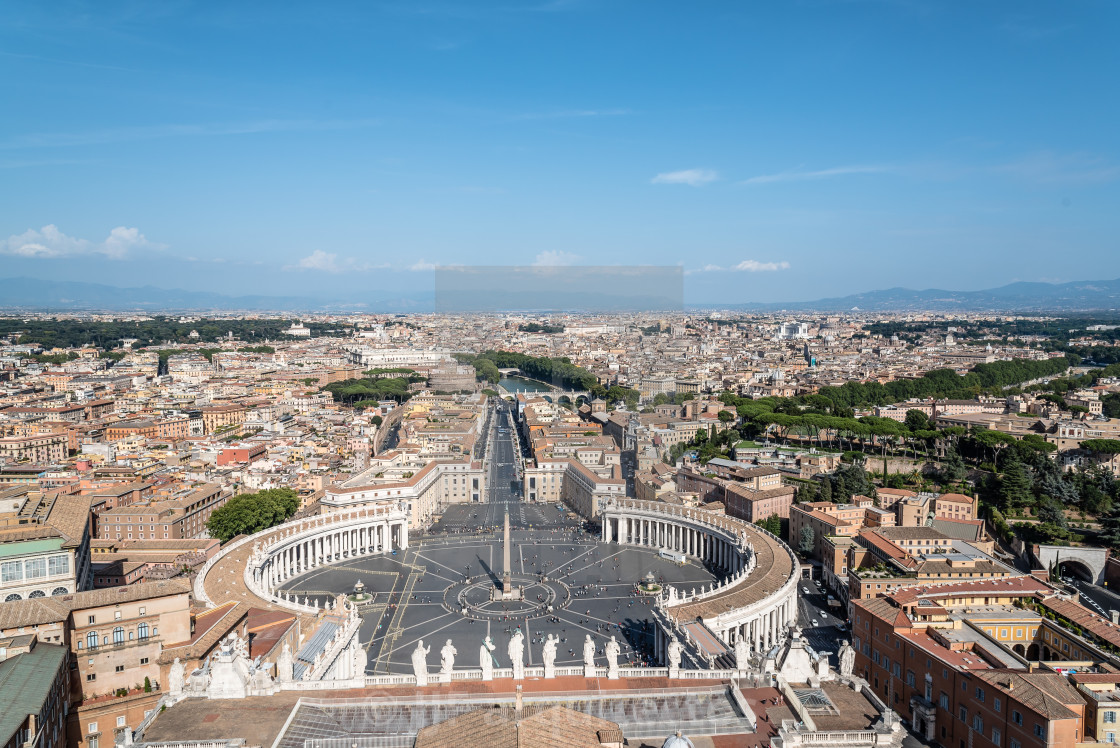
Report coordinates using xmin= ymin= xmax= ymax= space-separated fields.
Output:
xmin=1110 ymin=610 xmax=1119 ymax=625
xmin=23 ymin=714 xmax=36 ymax=748
xmin=515 ymin=685 xmax=523 ymax=715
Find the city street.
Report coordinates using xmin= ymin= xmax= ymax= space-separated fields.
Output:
xmin=795 ymin=577 xmax=848 ymax=666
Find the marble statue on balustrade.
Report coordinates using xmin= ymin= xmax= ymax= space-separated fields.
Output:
xmin=734 ymin=637 xmax=751 ymax=672
xmin=207 ymin=633 xmax=252 ymax=699
xmin=666 ymin=636 xmax=683 ymax=675
xmin=412 ymin=640 xmax=431 ymax=686
xmin=605 ymin=635 xmax=620 ymax=679
xmin=542 ymin=634 xmax=558 ymax=678
xmin=508 ymin=629 xmax=525 ymax=680
xmin=480 ymin=636 xmax=496 ymax=680
xmin=168 ymin=657 xmax=185 ymax=697
xmin=248 ymin=655 xmax=276 ymax=695
xmin=439 ymin=639 xmax=457 ymax=683
xmin=277 ymin=640 xmax=294 ymax=683
xmin=838 ymin=640 xmax=856 ymax=679
xmin=352 ymin=641 xmax=368 ymax=678
xmin=583 ymin=634 xmax=596 ymax=676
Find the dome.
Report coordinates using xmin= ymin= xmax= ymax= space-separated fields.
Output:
xmin=662 ymin=732 xmax=695 ymax=748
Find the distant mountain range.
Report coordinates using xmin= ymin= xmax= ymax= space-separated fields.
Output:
xmin=724 ymin=278 xmax=1120 ymax=313
xmin=2 ymin=275 xmax=1120 ymax=313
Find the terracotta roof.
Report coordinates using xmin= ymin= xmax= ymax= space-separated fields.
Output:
xmin=0 ymin=578 xmax=191 ymax=632
xmin=937 ymin=492 xmax=975 ymax=505
xmin=975 ymin=671 xmax=1082 ymax=720
xmin=1042 ymin=596 xmax=1120 ymax=650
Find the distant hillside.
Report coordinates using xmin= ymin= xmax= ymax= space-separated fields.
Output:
xmin=4 ymin=275 xmax=1120 ymax=313
xmin=0 ymin=277 xmax=432 ymax=312
xmin=718 ymin=278 xmax=1120 ymax=312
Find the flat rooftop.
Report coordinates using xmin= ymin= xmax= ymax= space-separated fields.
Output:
xmin=142 ymin=678 xmax=754 ymax=748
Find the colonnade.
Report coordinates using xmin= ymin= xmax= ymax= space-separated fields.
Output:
xmin=256 ymin=519 xmax=407 ymax=590
xmin=600 ymin=497 xmax=799 ymax=661
xmin=602 ymin=514 xmax=745 ymax=574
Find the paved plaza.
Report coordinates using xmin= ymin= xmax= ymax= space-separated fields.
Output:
xmin=279 ymin=502 xmax=720 ymax=674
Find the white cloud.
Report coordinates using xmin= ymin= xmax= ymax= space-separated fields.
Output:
xmin=740 ymin=165 xmax=889 ymax=185
xmin=734 ymin=259 xmax=791 ymax=272
xmin=686 ymin=259 xmax=791 ymax=275
xmin=1 ymin=224 xmax=163 ymax=260
xmin=532 ymin=250 xmax=581 ymax=267
xmin=410 ymin=259 xmax=437 ymax=271
xmin=651 ymin=168 xmax=718 ymax=187
xmin=285 ymin=250 xmax=389 ymax=273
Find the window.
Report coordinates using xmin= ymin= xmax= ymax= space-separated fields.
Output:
xmin=88 ymin=615 xmax=96 ymax=624
xmin=1034 ymin=724 xmax=1044 ymax=738
xmin=25 ymin=558 xmax=46 ymax=579
xmin=114 ymin=611 xmax=122 ymax=620
xmin=49 ymin=555 xmax=69 ymax=576
xmin=1010 ymin=741 xmax=1021 ymax=748
xmin=87 ymin=632 xmax=98 ymax=649
xmin=994 ymin=698 xmax=1001 ymax=713
xmin=973 ymin=715 xmax=984 ymax=733
xmin=88 ymin=723 xmax=98 ymax=735
xmin=140 ymin=658 xmax=148 ymax=665
xmin=137 ymin=623 xmax=148 ymax=640
xmin=112 ymin=627 xmax=124 ymax=645
xmin=1106 ymin=733 xmax=1115 ymax=744
xmin=115 ymin=665 xmax=124 ymax=672
xmin=116 ymin=717 xmax=126 ymax=728
xmin=959 ymin=707 xmax=967 ymax=723
xmin=975 ymin=687 xmax=985 ymax=702
xmin=87 ymin=673 xmax=96 ymax=681
xmin=940 ymin=693 xmax=949 ymax=709
xmin=1107 ymin=711 xmax=1117 ymax=724
xmin=139 ymin=607 xmax=146 ymax=616
xmin=1012 ymin=711 xmax=1023 ymax=726
xmin=1 ymin=560 xmax=23 ymax=583
xmin=992 ymin=728 xmax=1001 ymax=746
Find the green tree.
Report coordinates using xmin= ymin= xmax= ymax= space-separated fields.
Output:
xmin=799 ymin=526 xmax=815 ymax=555
xmin=207 ymin=488 xmax=301 ymax=542
xmin=997 ymin=459 xmax=1033 ymax=511
xmin=904 ymin=409 xmax=931 ymax=432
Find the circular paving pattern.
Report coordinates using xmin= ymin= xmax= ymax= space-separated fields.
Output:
xmin=442 ymin=574 xmax=570 ymax=620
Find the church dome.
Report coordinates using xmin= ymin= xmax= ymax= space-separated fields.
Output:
xmin=662 ymin=732 xmax=695 ymax=748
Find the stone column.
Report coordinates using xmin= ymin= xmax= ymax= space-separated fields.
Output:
xmin=401 ymin=521 xmax=408 ymax=549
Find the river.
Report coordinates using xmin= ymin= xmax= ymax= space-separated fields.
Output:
xmin=498 ymin=375 xmax=554 ymax=393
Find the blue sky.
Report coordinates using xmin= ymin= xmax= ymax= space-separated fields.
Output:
xmin=1 ymin=0 xmax=1117 ymax=305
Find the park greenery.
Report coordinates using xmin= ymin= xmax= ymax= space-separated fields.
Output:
xmin=518 ymin=322 xmax=564 ymax=333
xmin=206 ymin=488 xmax=301 ymax=543
xmin=320 ymin=374 xmax=421 ymax=405
xmin=0 ymin=317 xmax=332 ymax=349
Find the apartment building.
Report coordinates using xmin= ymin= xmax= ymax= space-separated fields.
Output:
xmin=0 ymin=434 xmax=68 ymax=464
xmin=675 ymin=465 xmax=795 ymax=521
xmin=852 ymin=578 xmax=1086 ymax=748
xmin=97 ymin=484 xmax=230 ymax=541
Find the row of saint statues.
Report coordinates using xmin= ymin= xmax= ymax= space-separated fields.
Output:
xmin=410 ymin=630 xmax=624 ymax=684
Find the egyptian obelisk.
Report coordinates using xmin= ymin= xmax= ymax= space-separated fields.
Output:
xmin=502 ymin=510 xmax=513 ymax=595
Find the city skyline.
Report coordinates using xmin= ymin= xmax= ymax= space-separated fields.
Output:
xmin=2 ymin=1 xmax=1118 ymax=304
